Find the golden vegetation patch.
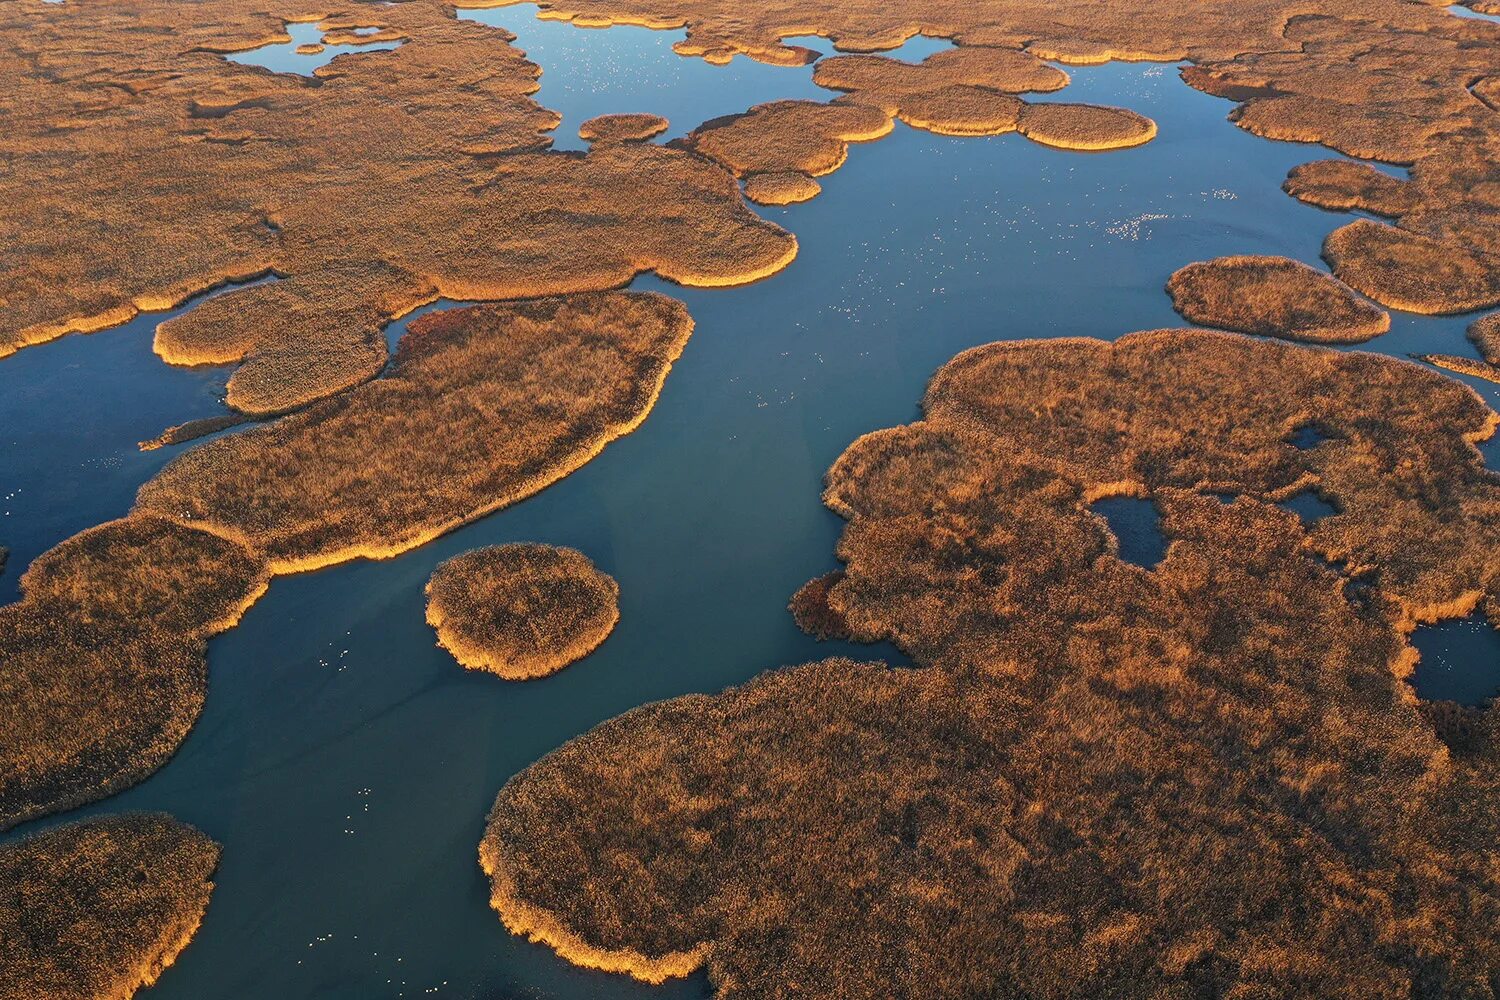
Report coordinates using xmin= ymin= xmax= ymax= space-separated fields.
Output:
xmin=1015 ymin=101 xmax=1157 ymax=150
xmin=1473 ymin=311 xmax=1500 ymax=364
xmin=482 ymin=329 xmax=1500 ymax=998
xmin=685 ymin=100 xmax=893 ymax=180
xmin=743 ymin=171 xmax=822 ymax=205
xmin=0 ymin=516 xmax=267 ymax=832
xmin=1166 ymin=255 xmax=1390 ymax=343
xmin=1323 ymin=219 xmax=1500 ymax=315
xmin=806 ymin=47 xmax=1098 ymax=138
xmin=786 ymin=570 xmax=851 ymax=639
xmin=3 ymin=292 xmax=688 ymax=827
xmin=578 ymin=113 xmax=669 ymax=143
xmin=0 ymin=813 xmax=219 ymax=1000
xmin=811 ymin=46 xmax=1064 ymax=134
xmin=426 ymin=544 xmax=619 ymax=680
xmin=0 ymin=0 xmax=792 ymax=410
xmin=895 ymin=85 xmax=1023 ymax=136
xmin=1187 ymin=13 xmax=1500 ymax=314
xmin=137 ymin=292 xmax=692 ymax=572
xmin=1282 ymin=159 xmax=1416 ymax=217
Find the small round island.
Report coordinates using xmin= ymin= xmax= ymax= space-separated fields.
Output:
xmin=425 ymin=543 xmax=619 ymax=680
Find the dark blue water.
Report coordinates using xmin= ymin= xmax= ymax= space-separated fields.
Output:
xmin=1412 ymin=615 xmax=1500 ymax=705
xmin=3 ymin=17 xmax=1498 ymax=1000
xmin=1091 ymin=496 xmax=1167 ymax=568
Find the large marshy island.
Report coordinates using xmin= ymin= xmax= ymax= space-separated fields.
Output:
xmin=0 ymin=0 xmax=1496 ymax=997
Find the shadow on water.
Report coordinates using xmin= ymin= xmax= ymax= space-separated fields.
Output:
xmin=3 ymin=19 xmax=1500 ymax=1000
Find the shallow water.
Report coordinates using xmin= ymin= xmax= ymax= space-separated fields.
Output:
xmin=1447 ymin=3 xmax=1500 ymax=21
xmin=3 ymin=16 xmax=1499 ymax=1000
xmin=458 ymin=4 xmax=950 ymax=148
xmin=226 ymin=20 xmax=403 ymax=75
xmin=1091 ymin=496 xmax=1167 ymax=568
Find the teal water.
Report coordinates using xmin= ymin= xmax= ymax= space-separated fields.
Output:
xmin=3 ymin=15 xmax=1499 ymax=1000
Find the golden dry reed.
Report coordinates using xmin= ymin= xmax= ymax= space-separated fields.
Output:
xmin=578 ymin=113 xmax=670 ymax=143
xmin=0 ymin=0 xmax=792 ymax=412
xmin=426 ymin=544 xmax=620 ymax=680
xmin=0 ymin=516 xmax=268 ymax=832
xmin=1166 ymin=255 xmax=1390 ymax=343
xmin=482 ymin=329 xmax=1500 ymax=999
xmin=0 ymin=813 xmax=219 ymax=1000
xmin=1 ymin=292 xmax=690 ymax=833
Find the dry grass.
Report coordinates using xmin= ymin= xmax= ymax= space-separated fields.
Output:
xmin=0 ymin=813 xmax=219 ymax=1000
xmin=0 ymin=1 xmax=792 ymax=410
xmin=786 ymin=570 xmax=851 ymax=639
xmin=0 ymin=516 xmax=267 ymax=832
xmin=809 ymin=48 xmax=1077 ymax=138
xmin=1282 ymin=159 xmax=1416 ymax=217
xmin=1166 ymin=255 xmax=1390 ymax=343
xmin=685 ymin=100 xmax=893 ymax=180
xmin=482 ymin=329 xmax=1500 ymax=998
xmin=3 ymin=292 xmax=686 ymax=829
xmin=743 ymin=171 xmax=822 ymax=205
xmin=1421 ymin=353 xmax=1500 ymax=385
xmin=896 ymin=85 xmax=1023 ymax=136
xmin=578 ymin=113 xmax=669 ymax=143
xmin=137 ymin=292 xmax=692 ymax=573
xmin=1015 ymin=102 xmax=1157 ymax=150
xmin=138 ymin=414 xmax=253 ymax=452
xmin=426 ymin=544 xmax=619 ymax=680
xmin=1324 ymin=219 xmax=1500 ymax=315
xmin=813 ymin=46 xmax=1068 ymax=109
xmin=1472 ymin=311 xmax=1500 ymax=364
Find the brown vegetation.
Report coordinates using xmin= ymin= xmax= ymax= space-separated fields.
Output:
xmin=0 ymin=516 xmax=267 ymax=832
xmin=138 ymin=414 xmax=253 ymax=452
xmin=426 ymin=544 xmax=619 ymax=679
xmin=1282 ymin=159 xmax=1416 ymax=217
xmin=811 ymin=46 xmax=1063 ymax=135
xmin=1323 ymin=219 xmax=1500 ymax=315
xmin=578 ymin=113 xmax=669 ymax=143
xmin=813 ymin=46 xmax=1068 ymax=109
xmin=1430 ymin=312 xmax=1500 ymax=384
xmin=2 ymin=292 xmax=687 ymax=829
xmin=1166 ymin=255 xmax=1390 ymax=342
xmin=0 ymin=0 xmax=792 ymax=411
xmin=483 ymin=329 xmax=1500 ymax=998
xmin=0 ymin=813 xmax=219 ymax=1000
xmin=743 ymin=172 xmax=822 ymax=205
xmin=1472 ymin=311 xmax=1500 ymax=364
xmin=684 ymin=100 xmax=892 ymax=199
xmin=1015 ymin=102 xmax=1157 ymax=150
xmin=786 ymin=570 xmax=851 ymax=639
xmin=137 ymin=292 xmax=693 ymax=572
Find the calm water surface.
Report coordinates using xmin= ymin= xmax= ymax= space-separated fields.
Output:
xmin=2 ymin=13 xmax=1497 ymax=1000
